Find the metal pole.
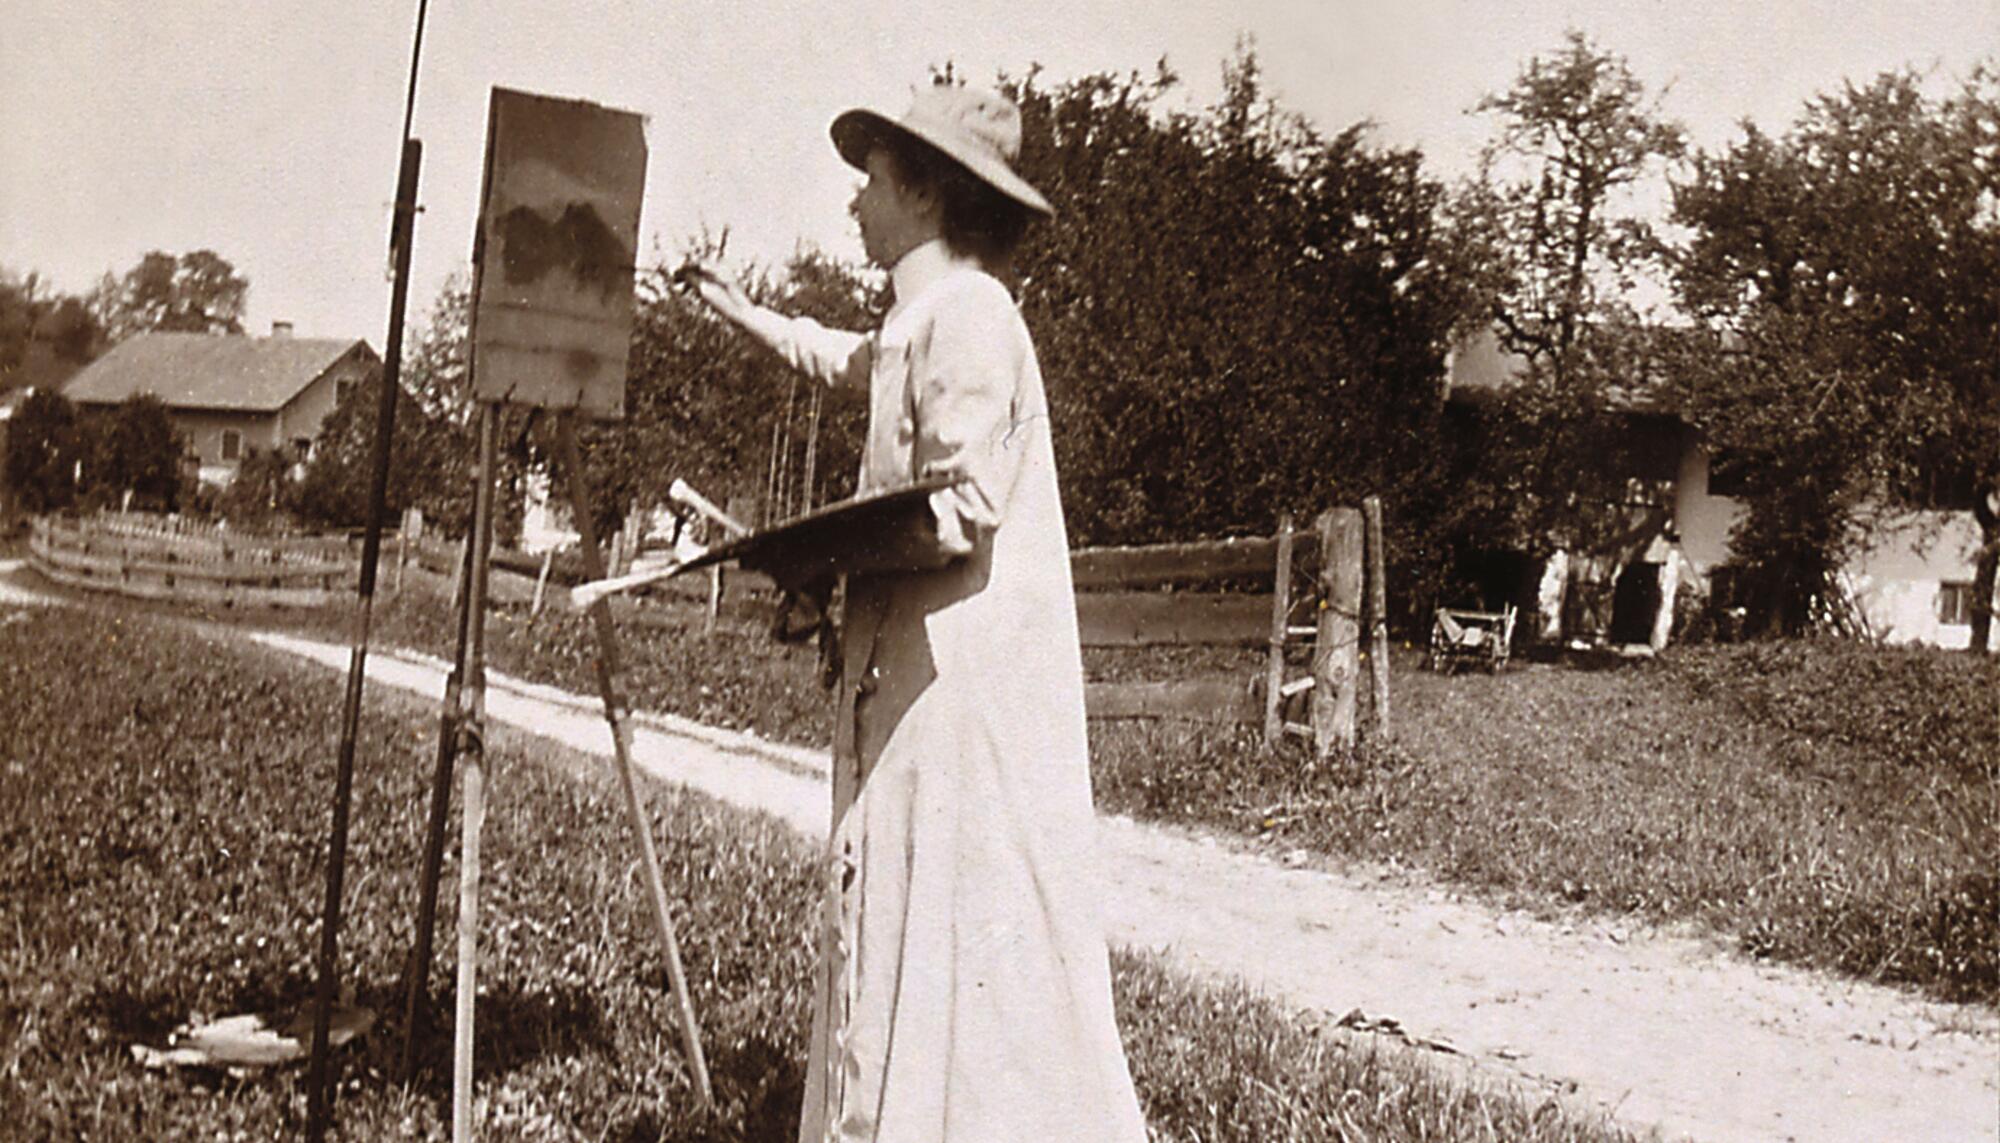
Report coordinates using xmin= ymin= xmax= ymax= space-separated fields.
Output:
xmin=304 ymin=134 xmax=423 ymax=1143
xmin=452 ymin=404 xmax=502 ymax=1141
xmin=550 ymin=413 xmax=713 ymax=1106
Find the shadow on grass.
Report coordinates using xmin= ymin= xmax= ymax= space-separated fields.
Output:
xmin=82 ymin=984 xmax=183 ymax=1046
xmin=386 ymin=979 xmax=616 ymax=1104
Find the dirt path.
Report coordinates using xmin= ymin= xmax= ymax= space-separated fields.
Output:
xmin=5 ymin=557 xmax=1994 ymax=1142
xmin=223 ymin=628 xmax=1999 ymax=1143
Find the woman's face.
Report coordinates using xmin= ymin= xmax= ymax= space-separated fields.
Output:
xmin=850 ymin=147 xmax=936 ymax=269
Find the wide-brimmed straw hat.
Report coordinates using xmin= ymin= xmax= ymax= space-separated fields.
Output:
xmin=831 ymin=85 xmax=1054 ymax=217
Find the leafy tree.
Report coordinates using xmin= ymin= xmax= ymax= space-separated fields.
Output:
xmin=3 ymin=388 xmax=83 ymax=512
xmin=82 ymin=393 xmax=185 ymax=510
xmin=0 ymin=270 xmax=101 ymax=380
xmin=294 ymin=278 xmax=531 ymax=543
xmin=536 ymin=226 xmax=986 ymax=544
xmin=216 ymin=446 xmax=298 ymax=530
xmin=92 ymin=250 xmax=249 ymax=342
xmin=0 ymin=270 xmax=42 ymax=374
xmin=992 ymin=50 xmax=1483 ymax=618
xmin=551 ymin=242 xmax=878 ymax=539
xmin=1667 ymin=67 xmax=1999 ymax=640
xmin=1448 ymin=32 xmax=1686 ymax=565
xmin=293 ymin=373 xmax=496 ymax=537
xmin=36 ymin=297 xmax=101 ymax=362
xmin=1464 ymin=31 xmax=1685 ymax=380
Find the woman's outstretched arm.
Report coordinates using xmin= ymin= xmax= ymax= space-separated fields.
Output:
xmin=679 ymin=264 xmax=871 ymax=390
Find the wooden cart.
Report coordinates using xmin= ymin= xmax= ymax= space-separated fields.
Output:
xmin=1428 ymin=604 xmax=1517 ymax=674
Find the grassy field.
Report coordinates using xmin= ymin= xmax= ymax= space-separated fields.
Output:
xmin=1094 ymin=642 xmax=1997 ymax=1005
xmin=322 ymin=571 xmax=2000 ymax=1008
xmin=0 ymin=604 xmax=1649 ymax=1141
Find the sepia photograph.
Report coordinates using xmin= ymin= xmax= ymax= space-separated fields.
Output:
xmin=1 ymin=2 xmax=1995 ymax=1140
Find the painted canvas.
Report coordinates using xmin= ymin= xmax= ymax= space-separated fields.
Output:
xmin=471 ymin=87 xmax=647 ymax=419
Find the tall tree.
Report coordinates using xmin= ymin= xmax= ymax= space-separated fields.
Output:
xmin=93 ymin=249 xmax=249 ymax=341
xmin=1668 ymin=67 xmax=1999 ymax=641
xmin=0 ymin=270 xmax=43 ymax=374
xmin=1449 ymin=31 xmax=1686 ymax=563
xmin=572 ymin=244 xmax=877 ymax=535
xmin=83 ymin=393 xmax=185 ymax=509
xmin=998 ymin=49 xmax=1481 ymax=615
xmin=2 ymin=389 xmax=82 ymax=512
xmin=1465 ymin=30 xmax=1685 ymax=380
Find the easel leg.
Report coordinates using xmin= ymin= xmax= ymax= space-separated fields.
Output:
xmin=451 ymin=404 xmax=502 ymax=1142
xmin=548 ymin=413 xmax=714 ymax=1107
xmin=396 ymin=523 xmax=478 ymax=1085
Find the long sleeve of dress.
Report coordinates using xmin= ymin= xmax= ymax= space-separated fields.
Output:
xmin=738 ymin=307 xmax=872 ymax=391
xmin=909 ymin=276 xmax=1036 ymax=557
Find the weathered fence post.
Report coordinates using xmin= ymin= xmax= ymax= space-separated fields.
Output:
xmin=529 ymin=548 xmax=554 ymax=621
xmin=1363 ymin=497 xmax=1391 ymax=744
xmin=1262 ymin=513 xmax=1296 ymax=747
xmin=397 ymin=507 xmax=422 ymax=595
xmin=1312 ymin=507 xmax=1363 ymax=757
xmin=448 ymin=533 xmax=470 ymax=612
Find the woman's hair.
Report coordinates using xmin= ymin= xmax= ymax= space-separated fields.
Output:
xmin=878 ymin=133 xmax=1034 ymax=274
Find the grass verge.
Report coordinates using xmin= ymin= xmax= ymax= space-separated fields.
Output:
xmin=1 ymin=604 xmax=1646 ymax=1141
xmin=1091 ymin=642 xmax=1998 ymax=1006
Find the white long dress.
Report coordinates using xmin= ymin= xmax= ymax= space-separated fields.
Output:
xmin=745 ymin=239 xmax=1150 ymax=1143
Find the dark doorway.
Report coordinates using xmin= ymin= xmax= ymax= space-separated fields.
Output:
xmin=1609 ymin=561 xmax=1663 ymax=645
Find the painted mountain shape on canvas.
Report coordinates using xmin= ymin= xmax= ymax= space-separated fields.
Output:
xmin=495 ymin=201 xmax=632 ymax=303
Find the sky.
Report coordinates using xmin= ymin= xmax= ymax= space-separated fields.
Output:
xmin=3 ymin=0 xmax=1994 ymax=344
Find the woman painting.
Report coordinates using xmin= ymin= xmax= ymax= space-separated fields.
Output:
xmin=684 ymin=83 xmax=1148 ymax=1143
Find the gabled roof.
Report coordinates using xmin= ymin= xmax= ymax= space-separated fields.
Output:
xmin=63 ymin=332 xmax=376 ymax=413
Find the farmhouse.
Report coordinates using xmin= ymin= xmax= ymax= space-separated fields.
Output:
xmin=1445 ymin=329 xmax=1992 ymax=650
xmin=63 ymin=325 xmax=379 ymax=484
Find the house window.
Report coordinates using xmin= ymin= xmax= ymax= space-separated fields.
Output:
xmin=1938 ymin=582 xmax=1976 ymax=626
xmin=337 ymin=379 xmax=356 ymax=406
xmin=221 ymin=429 xmax=242 ymax=462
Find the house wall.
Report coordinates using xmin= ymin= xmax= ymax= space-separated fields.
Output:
xmin=1845 ymin=512 xmax=1990 ymax=649
xmin=1671 ymin=443 xmax=1746 ymax=577
xmin=1671 ymin=432 xmax=1987 ymax=648
xmin=173 ymin=409 xmax=280 ymax=483
xmin=275 ymin=350 xmax=372 ymax=456
xmin=145 ymin=350 xmax=371 ymax=485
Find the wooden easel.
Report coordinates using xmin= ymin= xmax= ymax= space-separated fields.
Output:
xmin=393 ymin=404 xmax=714 ymax=1136
xmin=392 ymin=85 xmax=709 ymax=1141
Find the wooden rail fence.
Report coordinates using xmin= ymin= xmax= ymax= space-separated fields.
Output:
xmin=29 ymin=513 xmax=358 ymax=608
xmin=28 ymin=502 xmax=1389 ymax=750
xmin=1073 ymin=502 xmax=1392 ymax=754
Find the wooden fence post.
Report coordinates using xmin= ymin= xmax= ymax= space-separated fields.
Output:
xmin=1363 ymin=497 xmax=1392 ymax=744
xmin=396 ymin=507 xmax=420 ymax=596
xmin=1312 ymin=507 xmax=1363 ymax=758
xmin=529 ymin=548 xmax=554 ymax=621
xmin=449 ymin=534 xmax=470 ymax=612
xmin=1262 ymin=513 xmax=1296 ymax=748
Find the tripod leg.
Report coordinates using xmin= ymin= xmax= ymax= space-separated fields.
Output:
xmin=397 ymin=527 xmax=477 ymax=1085
xmin=451 ymin=404 xmax=502 ymax=1141
xmin=549 ymin=413 xmax=714 ymax=1107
